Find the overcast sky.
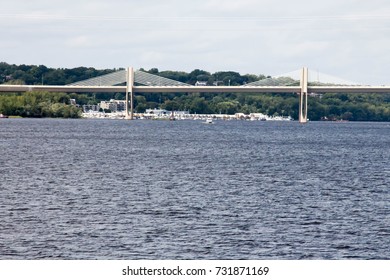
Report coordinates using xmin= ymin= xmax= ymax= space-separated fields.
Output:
xmin=1 ymin=0 xmax=390 ymax=84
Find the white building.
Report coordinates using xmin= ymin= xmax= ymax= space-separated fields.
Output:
xmin=195 ymin=81 xmax=208 ymax=86
xmin=100 ymin=99 xmax=126 ymax=112
xmin=145 ymin=108 xmax=170 ymax=116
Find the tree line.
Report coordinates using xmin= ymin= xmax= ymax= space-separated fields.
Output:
xmin=0 ymin=92 xmax=81 ymax=118
xmin=1 ymin=62 xmax=389 ymax=121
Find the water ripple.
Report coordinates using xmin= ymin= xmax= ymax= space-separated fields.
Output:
xmin=0 ymin=119 xmax=389 ymax=259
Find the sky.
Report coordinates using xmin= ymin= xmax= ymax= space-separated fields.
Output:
xmin=1 ymin=0 xmax=390 ymax=85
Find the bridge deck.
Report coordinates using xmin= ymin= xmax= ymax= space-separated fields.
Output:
xmin=1 ymin=85 xmax=390 ymax=94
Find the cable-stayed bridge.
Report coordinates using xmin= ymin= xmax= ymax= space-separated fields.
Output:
xmin=1 ymin=67 xmax=390 ymax=123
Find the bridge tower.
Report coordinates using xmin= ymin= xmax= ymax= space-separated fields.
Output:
xmin=126 ymin=67 xmax=134 ymax=120
xmin=299 ymin=67 xmax=308 ymax=123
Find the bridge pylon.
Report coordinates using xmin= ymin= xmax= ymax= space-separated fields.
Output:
xmin=299 ymin=67 xmax=308 ymax=123
xmin=126 ymin=67 xmax=134 ymax=120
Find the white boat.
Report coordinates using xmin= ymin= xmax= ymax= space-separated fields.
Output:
xmin=205 ymin=117 xmax=213 ymax=124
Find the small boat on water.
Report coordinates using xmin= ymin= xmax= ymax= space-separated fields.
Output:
xmin=169 ymin=111 xmax=176 ymax=121
xmin=205 ymin=117 xmax=213 ymax=124
xmin=0 ymin=114 xmax=9 ymax=118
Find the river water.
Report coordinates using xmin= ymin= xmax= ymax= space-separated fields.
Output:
xmin=0 ymin=119 xmax=389 ymax=259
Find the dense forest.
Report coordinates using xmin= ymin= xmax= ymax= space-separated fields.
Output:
xmin=1 ymin=62 xmax=390 ymax=121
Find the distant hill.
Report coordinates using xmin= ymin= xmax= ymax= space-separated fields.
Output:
xmin=0 ymin=62 xmax=117 ymax=85
xmin=0 ymin=62 xmax=267 ymax=86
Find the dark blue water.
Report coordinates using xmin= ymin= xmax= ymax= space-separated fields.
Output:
xmin=0 ymin=119 xmax=389 ymax=259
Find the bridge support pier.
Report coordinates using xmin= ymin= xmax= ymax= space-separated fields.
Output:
xmin=299 ymin=67 xmax=308 ymax=123
xmin=125 ymin=67 xmax=134 ymax=120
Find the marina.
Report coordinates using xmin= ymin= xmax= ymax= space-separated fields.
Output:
xmin=81 ymin=111 xmax=293 ymax=121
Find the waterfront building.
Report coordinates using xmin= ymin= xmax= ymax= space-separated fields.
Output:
xmin=82 ymin=104 xmax=100 ymax=112
xmin=99 ymin=99 xmax=126 ymax=112
xmin=145 ymin=108 xmax=170 ymax=117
